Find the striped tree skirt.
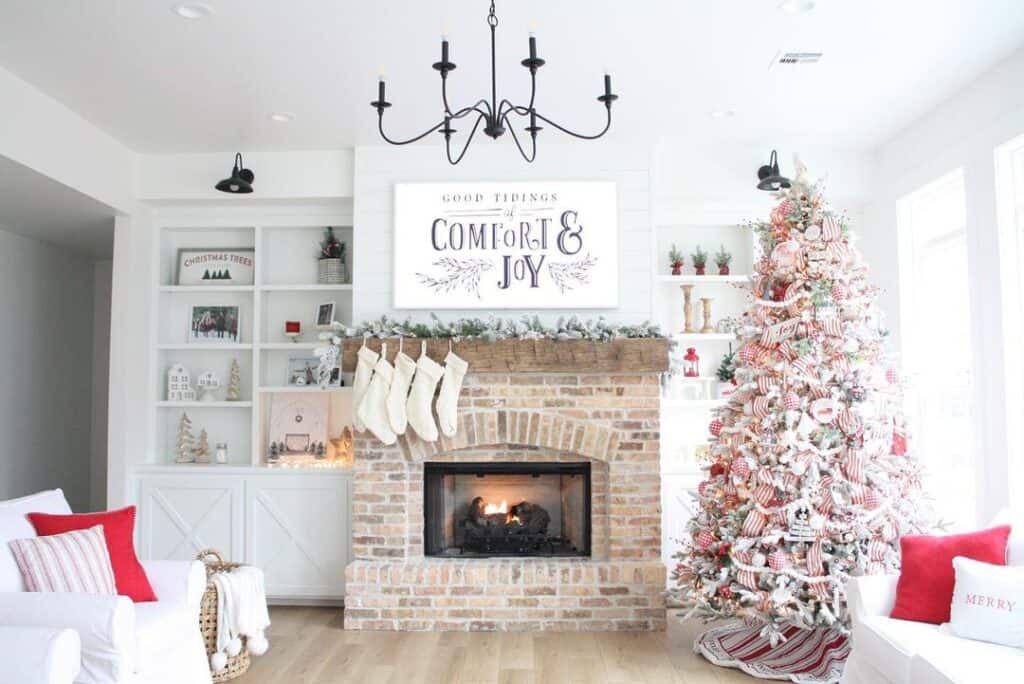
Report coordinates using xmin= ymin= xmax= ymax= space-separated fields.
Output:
xmin=695 ymin=622 xmax=849 ymax=684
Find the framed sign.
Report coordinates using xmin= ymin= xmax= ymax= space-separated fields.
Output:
xmin=176 ymin=248 xmax=255 ymax=286
xmin=394 ymin=181 xmax=618 ymax=309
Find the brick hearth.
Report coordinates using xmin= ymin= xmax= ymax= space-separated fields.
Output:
xmin=342 ymin=339 xmax=668 ymax=632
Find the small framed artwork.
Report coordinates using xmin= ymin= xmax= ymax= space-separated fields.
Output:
xmin=287 ymin=357 xmax=319 ymax=387
xmin=315 ymin=302 xmax=336 ymax=329
xmin=176 ymin=248 xmax=255 ymax=286
xmin=286 ymin=357 xmax=342 ymax=387
xmin=189 ymin=305 xmax=241 ymax=344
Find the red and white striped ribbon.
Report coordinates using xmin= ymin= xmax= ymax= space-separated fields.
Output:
xmin=753 ymin=484 xmax=775 ymax=507
xmin=822 ymin=215 xmax=841 ymax=241
xmin=807 ymin=541 xmax=825 ymax=576
xmin=756 ymin=376 xmax=776 ymax=395
xmin=738 ymin=569 xmax=760 ymax=590
xmin=820 ymin=318 xmax=843 ymax=337
xmin=843 ymin=450 xmax=866 ymax=483
xmin=868 ymin=540 xmax=887 ymax=562
xmin=742 ymin=510 xmax=768 ymax=537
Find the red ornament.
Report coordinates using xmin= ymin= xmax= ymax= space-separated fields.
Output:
xmin=695 ymin=529 xmax=714 ymax=549
xmin=710 ymin=463 xmax=726 ymax=478
xmin=771 ymin=282 xmax=788 ymax=302
xmin=768 ymin=550 xmax=788 ymax=571
xmin=783 ymin=392 xmax=801 ymax=410
xmin=891 ymin=430 xmax=907 ymax=456
xmin=719 ymin=584 xmax=734 ymax=599
xmin=709 ymin=419 xmax=723 ymax=437
xmin=731 ymin=457 xmax=751 ymax=479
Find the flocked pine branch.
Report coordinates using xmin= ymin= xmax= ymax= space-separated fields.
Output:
xmin=416 ymin=257 xmax=494 ymax=299
xmin=547 ymin=253 xmax=598 ymax=293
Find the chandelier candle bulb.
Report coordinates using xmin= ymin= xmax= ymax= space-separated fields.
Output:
xmin=529 ymin=34 xmax=537 ymax=60
xmin=604 ymin=74 xmax=612 ymax=99
xmin=442 ymin=38 xmax=449 ymax=63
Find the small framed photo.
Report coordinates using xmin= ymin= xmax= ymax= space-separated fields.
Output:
xmin=315 ymin=302 xmax=336 ymax=329
xmin=189 ymin=305 xmax=241 ymax=344
xmin=176 ymin=248 xmax=255 ymax=286
xmin=286 ymin=357 xmax=342 ymax=387
xmin=287 ymin=357 xmax=320 ymax=387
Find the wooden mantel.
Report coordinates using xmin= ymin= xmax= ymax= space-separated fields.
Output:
xmin=340 ymin=337 xmax=670 ymax=374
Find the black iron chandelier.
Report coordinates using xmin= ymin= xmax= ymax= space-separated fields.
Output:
xmin=370 ymin=0 xmax=618 ymax=164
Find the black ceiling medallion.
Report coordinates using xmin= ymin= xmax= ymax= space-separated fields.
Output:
xmin=370 ymin=0 xmax=618 ymax=164
xmin=215 ymin=153 xmax=255 ymax=194
xmin=757 ymin=150 xmax=792 ymax=191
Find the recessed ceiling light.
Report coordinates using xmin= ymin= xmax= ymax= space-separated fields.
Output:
xmin=172 ymin=3 xmax=213 ymax=20
xmin=778 ymin=0 xmax=815 ymax=14
xmin=269 ymin=112 xmax=295 ymax=123
xmin=710 ymin=109 xmax=737 ymax=120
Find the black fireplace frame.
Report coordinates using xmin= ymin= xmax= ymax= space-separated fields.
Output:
xmin=423 ymin=461 xmax=592 ymax=558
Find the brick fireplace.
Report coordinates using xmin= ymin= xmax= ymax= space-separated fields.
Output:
xmin=341 ymin=338 xmax=669 ymax=631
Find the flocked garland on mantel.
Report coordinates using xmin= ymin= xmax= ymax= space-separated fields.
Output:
xmin=315 ymin=314 xmax=665 ymax=386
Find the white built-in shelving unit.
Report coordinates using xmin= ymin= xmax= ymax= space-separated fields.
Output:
xmin=151 ymin=220 xmax=356 ymax=469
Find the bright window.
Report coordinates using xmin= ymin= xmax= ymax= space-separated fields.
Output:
xmin=897 ymin=170 xmax=975 ymax=527
xmin=996 ymin=134 xmax=1024 ymax=501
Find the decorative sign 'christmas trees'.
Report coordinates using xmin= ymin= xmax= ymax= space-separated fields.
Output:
xmin=674 ymin=163 xmax=931 ymax=647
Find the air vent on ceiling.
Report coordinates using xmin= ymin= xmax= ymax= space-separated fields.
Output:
xmin=769 ymin=51 xmax=823 ymax=71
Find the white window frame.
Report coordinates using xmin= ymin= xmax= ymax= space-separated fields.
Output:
xmin=995 ymin=134 xmax=1024 ymax=501
xmin=897 ymin=169 xmax=975 ymax=527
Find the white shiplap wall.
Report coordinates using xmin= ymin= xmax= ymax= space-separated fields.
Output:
xmin=352 ymin=143 xmax=653 ymax=324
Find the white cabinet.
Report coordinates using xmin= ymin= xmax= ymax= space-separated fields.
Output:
xmin=133 ymin=468 xmax=352 ymax=602
xmin=245 ymin=474 xmax=351 ymax=600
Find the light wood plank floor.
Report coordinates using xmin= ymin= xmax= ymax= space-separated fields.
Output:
xmin=242 ymin=607 xmax=758 ymax=683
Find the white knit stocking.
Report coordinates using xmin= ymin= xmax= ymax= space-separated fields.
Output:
xmin=436 ymin=351 xmax=468 ymax=437
xmin=387 ymin=349 xmax=416 ymax=435
xmin=357 ymin=350 xmax=397 ymax=445
xmin=351 ymin=344 xmax=379 ymax=432
xmin=406 ymin=347 xmax=443 ymax=442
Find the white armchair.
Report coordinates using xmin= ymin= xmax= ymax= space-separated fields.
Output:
xmin=0 ymin=490 xmax=212 ymax=684
xmin=841 ymin=513 xmax=1024 ymax=684
xmin=0 ymin=625 xmax=82 ymax=684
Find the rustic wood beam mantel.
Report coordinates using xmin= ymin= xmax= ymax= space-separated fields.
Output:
xmin=340 ymin=337 xmax=670 ymax=374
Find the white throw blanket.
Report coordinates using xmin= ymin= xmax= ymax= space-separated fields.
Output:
xmin=211 ymin=566 xmax=271 ymax=669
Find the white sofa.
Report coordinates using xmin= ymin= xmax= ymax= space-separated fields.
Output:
xmin=0 ymin=489 xmax=212 ymax=684
xmin=841 ymin=515 xmax=1024 ymax=684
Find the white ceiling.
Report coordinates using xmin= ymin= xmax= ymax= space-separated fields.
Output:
xmin=0 ymin=156 xmax=115 ymax=257
xmin=0 ymin=0 xmax=1022 ymax=154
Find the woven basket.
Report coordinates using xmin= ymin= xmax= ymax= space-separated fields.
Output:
xmin=197 ymin=549 xmax=251 ymax=682
xmin=318 ymin=257 xmax=347 ymax=284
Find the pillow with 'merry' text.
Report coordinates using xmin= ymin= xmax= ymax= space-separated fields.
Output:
xmin=950 ymin=556 xmax=1024 ymax=648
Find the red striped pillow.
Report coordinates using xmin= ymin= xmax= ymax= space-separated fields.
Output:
xmin=8 ymin=524 xmax=117 ymax=595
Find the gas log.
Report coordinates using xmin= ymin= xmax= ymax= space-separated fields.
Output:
xmin=462 ymin=498 xmax=552 ymax=551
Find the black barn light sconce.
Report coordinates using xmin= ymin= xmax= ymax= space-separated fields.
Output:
xmin=215 ymin=153 xmax=255 ymax=194
xmin=757 ymin=150 xmax=792 ymax=191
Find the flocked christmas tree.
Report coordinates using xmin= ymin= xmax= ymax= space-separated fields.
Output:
xmin=193 ymin=428 xmax=211 ymax=463
xmin=674 ymin=162 xmax=931 ymax=643
xmin=226 ymin=359 xmax=242 ymax=401
xmin=175 ymin=412 xmax=196 ymax=463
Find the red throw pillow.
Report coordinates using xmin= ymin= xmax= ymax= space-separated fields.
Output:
xmin=891 ymin=525 xmax=1011 ymax=624
xmin=27 ymin=506 xmax=157 ymax=602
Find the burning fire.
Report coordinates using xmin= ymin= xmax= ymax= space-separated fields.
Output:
xmin=483 ymin=500 xmax=508 ymax=515
xmin=481 ymin=499 xmax=522 ymax=525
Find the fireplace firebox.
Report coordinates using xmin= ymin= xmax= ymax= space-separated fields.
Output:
xmin=423 ymin=461 xmax=591 ymax=558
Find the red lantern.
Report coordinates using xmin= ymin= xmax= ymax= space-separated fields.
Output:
xmin=683 ymin=347 xmax=700 ymax=377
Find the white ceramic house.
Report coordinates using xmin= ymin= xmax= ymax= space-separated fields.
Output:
xmin=166 ymin=364 xmax=195 ymax=402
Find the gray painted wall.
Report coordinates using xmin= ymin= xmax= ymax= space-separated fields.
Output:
xmin=0 ymin=227 xmax=101 ymax=510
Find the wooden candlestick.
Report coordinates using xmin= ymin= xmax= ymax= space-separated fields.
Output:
xmin=681 ymin=285 xmax=695 ymax=333
xmin=700 ymin=297 xmax=715 ymax=334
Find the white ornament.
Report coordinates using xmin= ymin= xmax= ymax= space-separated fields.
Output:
xmin=797 ymin=412 xmax=818 ymax=437
xmin=805 ymin=224 xmax=822 ymax=241
xmin=752 ymin=552 xmax=767 ymax=567
xmin=770 ymin=240 xmax=803 ymax=271
xmin=810 ymin=398 xmax=837 ymax=423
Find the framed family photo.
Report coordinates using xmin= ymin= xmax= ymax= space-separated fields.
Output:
xmin=188 ymin=305 xmax=241 ymax=344
xmin=316 ymin=302 xmax=335 ymax=329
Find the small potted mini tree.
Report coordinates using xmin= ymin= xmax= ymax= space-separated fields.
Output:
xmin=715 ymin=245 xmax=733 ymax=275
xmin=318 ymin=226 xmax=347 ymax=284
xmin=668 ymin=244 xmax=685 ymax=276
xmin=715 ymin=346 xmax=737 ymax=398
xmin=691 ymin=245 xmax=708 ymax=275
